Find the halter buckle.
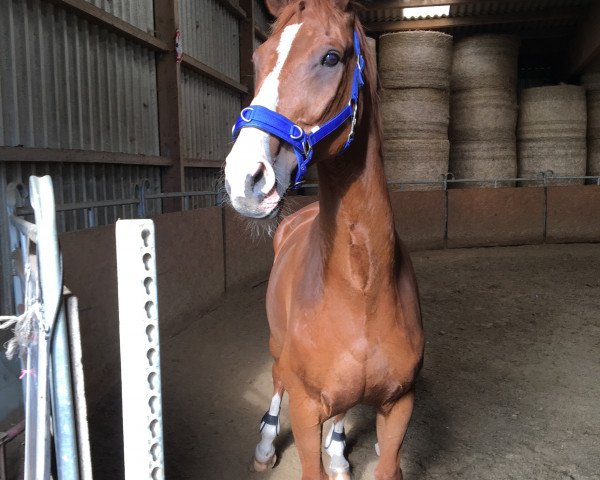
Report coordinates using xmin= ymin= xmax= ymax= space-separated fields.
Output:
xmin=303 ymin=139 xmax=312 ymax=157
xmin=347 ymin=102 xmax=358 ymax=144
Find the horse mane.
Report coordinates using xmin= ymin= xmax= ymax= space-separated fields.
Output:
xmin=352 ymin=14 xmax=383 ymax=141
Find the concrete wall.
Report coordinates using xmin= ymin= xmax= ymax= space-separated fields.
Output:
xmin=546 ymin=185 xmax=600 ymax=242
xmin=61 ymin=207 xmax=225 ymax=398
xmin=447 ymin=188 xmax=545 ymax=248
xmin=61 ymin=185 xmax=600 ymax=403
xmin=390 ymin=190 xmax=446 ymax=250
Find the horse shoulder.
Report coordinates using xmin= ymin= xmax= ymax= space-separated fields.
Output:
xmin=272 ymin=201 xmax=319 ymax=259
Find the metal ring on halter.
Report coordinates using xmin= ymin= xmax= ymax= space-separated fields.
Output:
xmin=240 ymin=107 xmax=253 ymax=122
xmin=290 ymin=124 xmax=304 ymax=140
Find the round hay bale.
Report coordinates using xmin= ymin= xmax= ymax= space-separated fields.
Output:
xmin=449 ymin=140 xmax=517 ymax=188
xmin=587 ymin=89 xmax=600 ymax=141
xmin=517 ymin=85 xmax=587 ymax=185
xmin=518 ymin=85 xmax=587 ymax=139
xmin=450 ymin=88 xmax=517 ymax=141
xmin=381 ymin=88 xmax=449 ymax=138
xmin=589 ymin=139 xmax=600 ymax=177
xmin=383 ymin=138 xmax=449 ymax=190
xmin=582 ymin=70 xmax=600 ymax=182
xmin=379 ymin=31 xmax=453 ymax=90
xmin=451 ymin=34 xmax=520 ymax=92
xmin=517 ymin=139 xmax=587 ymax=185
xmin=582 ymin=72 xmax=600 ymax=90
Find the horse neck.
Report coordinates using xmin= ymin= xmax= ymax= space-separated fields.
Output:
xmin=313 ymin=96 xmax=396 ymax=291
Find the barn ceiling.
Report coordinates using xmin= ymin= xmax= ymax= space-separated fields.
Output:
xmin=357 ymin=0 xmax=600 ymax=76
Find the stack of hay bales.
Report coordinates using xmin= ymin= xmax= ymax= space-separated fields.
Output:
xmin=379 ymin=31 xmax=453 ymax=189
xmin=517 ymin=85 xmax=587 ymax=185
xmin=582 ymin=69 xmax=600 ymax=179
xmin=449 ymin=34 xmax=520 ymax=187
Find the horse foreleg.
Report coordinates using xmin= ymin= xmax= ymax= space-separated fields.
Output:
xmin=324 ymin=413 xmax=351 ymax=479
xmin=253 ymin=375 xmax=285 ymax=471
xmin=289 ymin=395 xmax=328 ymax=480
xmin=374 ymin=390 xmax=414 ymax=480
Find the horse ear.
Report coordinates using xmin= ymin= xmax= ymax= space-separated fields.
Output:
xmin=265 ymin=0 xmax=289 ymax=17
xmin=333 ymin=0 xmax=350 ymax=10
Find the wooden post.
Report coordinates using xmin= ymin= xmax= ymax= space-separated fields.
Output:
xmin=238 ymin=0 xmax=255 ymax=106
xmin=154 ymin=0 xmax=184 ymax=212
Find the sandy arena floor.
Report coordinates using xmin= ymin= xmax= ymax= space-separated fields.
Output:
xmin=90 ymin=243 xmax=600 ymax=480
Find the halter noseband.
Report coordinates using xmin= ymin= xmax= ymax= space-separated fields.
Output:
xmin=231 ymin=30 xmax=365 ymax=189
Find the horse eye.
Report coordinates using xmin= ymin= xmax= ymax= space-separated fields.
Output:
xmin=322 ymin=52 xmax=340 ymax=67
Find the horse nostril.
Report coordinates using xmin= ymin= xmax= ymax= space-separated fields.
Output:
xmin=252 ymin=163 xmax=267 ymax=186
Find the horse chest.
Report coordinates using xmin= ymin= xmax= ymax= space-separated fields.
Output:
xmin=284 ymin=319 xmax=413 ymax=411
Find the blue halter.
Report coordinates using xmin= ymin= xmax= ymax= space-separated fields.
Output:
xmin=231 ymin=30 xmax=365 ymax=188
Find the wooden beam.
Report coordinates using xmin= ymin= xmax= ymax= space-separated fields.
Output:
xmin=568 ymin=1 xmax=600 ymax=76
xmin=365 ymin=7 xmax=583 ymax=32
xmin=181 ymin=54 xmax=249 ymax=95
xmin=154 ymin=0 xmax=185 ymax=212
xmin=451 ymin=27 xmax=574 ymax=42
xmin=239 ymin=0 xmax=256 ymax=106
xmin=215 ymin=0 xmax=247 ymax=20
xmin=47 ymin=0 xmax=168 ymax=52
xmin=0 ymin=147 xmax=172 ymax=166
xmin=184 ymin=158 xmax=224 ymax=168
xmin=364 ymin=0 xmax=514 ymax=9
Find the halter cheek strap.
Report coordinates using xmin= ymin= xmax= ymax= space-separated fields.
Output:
xmin=231 ymin=30 xmax=365 ymax=189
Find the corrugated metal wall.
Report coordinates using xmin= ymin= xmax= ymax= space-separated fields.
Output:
xmin=181 ymin=70 xmax=240 ymax=161
xmin=1 ymin=0 xmax=266 ymax=234
xmin=85 ymin=0 xmax=155 ymax=33
xmin=0 ymin=0 xmax=159 ymax=155
xmin=2 ymin=161 xmax=161 ymax=233
xmin=179 ymin=0 xmax=243 ymax=197
xmin=184 ymin=167 xmax=222 ymax=209
xmin=179 ymin=0 xmax=240 ymax=81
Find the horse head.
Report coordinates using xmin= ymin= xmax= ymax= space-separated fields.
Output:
xmin=224 ymin=0 xmax=365 ymax=219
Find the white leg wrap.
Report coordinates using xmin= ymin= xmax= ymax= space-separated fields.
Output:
xmin=255 ymin=393 xmax=281 ymax=464
xmin=325 ymin=418 xmax=350 ymax=473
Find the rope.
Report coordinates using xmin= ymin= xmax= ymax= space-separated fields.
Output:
xmin=0 ymin=305 xmax=40 ymax=360
xmin=0 ymin=258 xmax=41 ymax=361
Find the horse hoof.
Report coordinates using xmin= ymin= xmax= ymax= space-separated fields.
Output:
xmin=253 ymin=453 xmax=277 ymax=472
xmin=329 ymin=470 xmax=351 ymax=480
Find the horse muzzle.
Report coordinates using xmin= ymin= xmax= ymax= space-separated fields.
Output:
xmin=224 ymin=158 xmax=282 ymax=219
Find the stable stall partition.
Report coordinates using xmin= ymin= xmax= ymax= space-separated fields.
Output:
xmin=59 ymin=185 xmax=600 ymax=407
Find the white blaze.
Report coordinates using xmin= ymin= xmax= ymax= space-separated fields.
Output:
xmin=252 ymin=23 xmax=303 ymax=109
xmin=225 ymin=23 xmax=303 ymax=203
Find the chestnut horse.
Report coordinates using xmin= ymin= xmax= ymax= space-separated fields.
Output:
xmin=224 ymin=0 xmax=424 ymax=478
